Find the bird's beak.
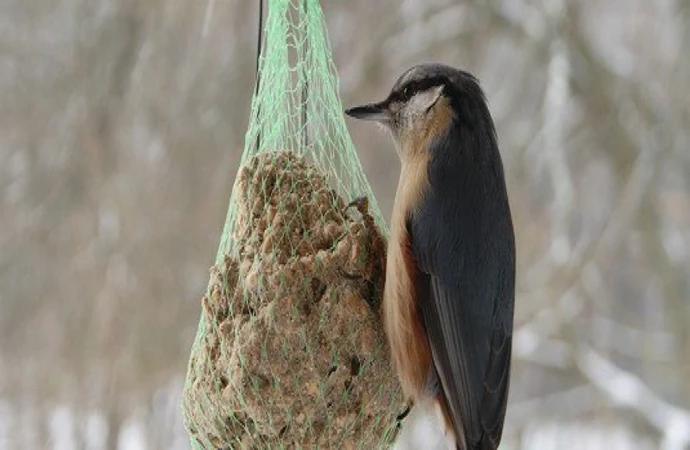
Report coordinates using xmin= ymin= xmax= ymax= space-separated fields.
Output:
xmin=345 ymin=101 xmax=390 ymax=123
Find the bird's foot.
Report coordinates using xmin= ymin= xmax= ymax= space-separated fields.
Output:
xmin=396 ymin=403 xmax=412 ymax=425
xmin=345 ymin=195 xmax=369 ymax=216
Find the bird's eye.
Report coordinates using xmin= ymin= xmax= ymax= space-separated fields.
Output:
xmin=403 ymin=86 xmax=410 ymax=97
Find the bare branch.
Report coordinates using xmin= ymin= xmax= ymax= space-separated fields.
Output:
xmin=575 ymin=346 xmax=690 ymax=450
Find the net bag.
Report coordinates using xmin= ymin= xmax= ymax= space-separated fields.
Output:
xmin=181 ymin=1 xmax=406 ymax=448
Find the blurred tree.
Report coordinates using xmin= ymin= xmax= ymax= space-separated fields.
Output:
xmin=0 ymin=0 xmax=688 ymax=448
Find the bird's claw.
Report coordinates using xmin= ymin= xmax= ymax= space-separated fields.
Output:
xmin=345 ymin=195 xmax=369 ymax=215
xmin=395 ymin=403 xmax=412 ymax=426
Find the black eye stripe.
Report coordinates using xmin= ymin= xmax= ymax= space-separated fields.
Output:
xmin=394 ymin=76 xmax=446 ymax=102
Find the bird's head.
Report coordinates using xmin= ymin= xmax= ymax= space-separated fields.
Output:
xmin=346 ymin=63 xmax=491 ymax=159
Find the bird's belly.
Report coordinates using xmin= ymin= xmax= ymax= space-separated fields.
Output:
xmin=382 ymin=221 xmax=432 ymax=402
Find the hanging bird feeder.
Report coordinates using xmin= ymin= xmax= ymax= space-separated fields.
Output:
xmin=181 ymin=0 xmax=406 ymax=448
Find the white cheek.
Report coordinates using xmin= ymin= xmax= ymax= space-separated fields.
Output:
xmin=406 ymin=87 xmax=443 ymax=118
xmin=406 ymin=96 xmax=426 ymax=116
xmin=399 ymin=106 xmax=421 ymax=134
xmin=400 ymin=98 xmax=429 ymax=127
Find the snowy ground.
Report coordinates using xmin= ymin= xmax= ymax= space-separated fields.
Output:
xmin=0 ymin=392 xmax=658 ymax=450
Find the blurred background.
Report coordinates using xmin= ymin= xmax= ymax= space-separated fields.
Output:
xmin=1 ymin=0 xmax=688 ymax=449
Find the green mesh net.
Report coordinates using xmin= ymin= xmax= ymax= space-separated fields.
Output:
xmin=181 ymin=0 xmax=406 ymax=448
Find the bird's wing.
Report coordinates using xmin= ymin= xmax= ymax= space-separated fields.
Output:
xmin=406 ymin=160 xmax=515 ymax=449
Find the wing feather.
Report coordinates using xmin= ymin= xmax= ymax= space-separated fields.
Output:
xmin=407 ymin=127 xmax=515 ymax=449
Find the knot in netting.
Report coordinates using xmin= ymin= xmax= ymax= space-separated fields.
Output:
xmin=181 ymin=1 xmax=406 ymax=448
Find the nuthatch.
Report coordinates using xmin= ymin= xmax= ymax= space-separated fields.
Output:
xmin=345 ymin=63 xmax=516 ymax=450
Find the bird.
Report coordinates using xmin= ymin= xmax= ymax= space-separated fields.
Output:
xmin=344 ymin=63 xmax=516 ymax=450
